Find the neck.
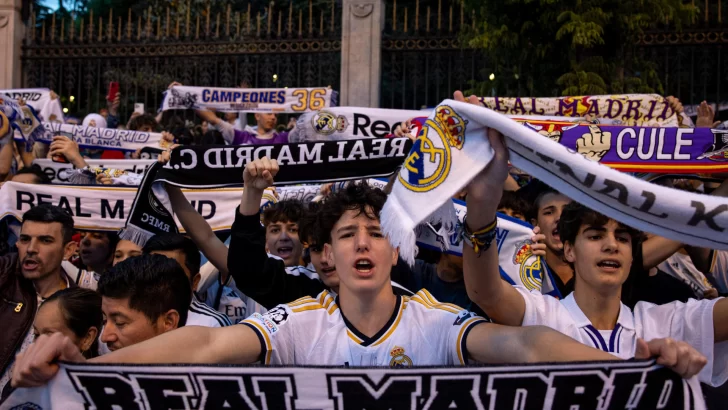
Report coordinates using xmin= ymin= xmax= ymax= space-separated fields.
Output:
xmin=34 ymin=269 xmax=66 ymax=299
xmin=257 ymin=128 xmax=274 ymax=138
xmin=338 ymin=284 xmax=396 ymax=338
xmin=545 ymin=249 xmax=573 ymax=283
xmin=573 ymin=280 xmax=622 ymax=330
xmin=436 ymin=260 xmax=462 ymax=283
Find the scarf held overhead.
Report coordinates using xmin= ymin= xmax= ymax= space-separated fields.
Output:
xmin=26 ymin=122 xmax=168 ymax=153
xmin=0 ymin=88 xmax=65 ymax=123
xmin=33 ymin=158 xmax=156 ymax=184
xmin=161 ymin=85 xmax=337 ymax=113
xmin=120 ymin=138 xmax=412 ymax=245
xmin=0 ymin=360 xmax=705 ymax=410
xmin=382 ymin=99 xmax=728 ymax=265
xmin=479 ymin=94 xmax=679 ymax=126
xmin=0 ymin=93 xmax=44 ymax=150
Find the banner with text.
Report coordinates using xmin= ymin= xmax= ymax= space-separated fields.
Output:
xmin=479 ymin=94 xmax=680 ymax=126
xmin=0 ymin=360 xmax=705 ymax=410
xmin=26 ymin=122 xmax=168 ymax=152
xmin=33 ymin=159 xmax=156 ymax=184
xmin=518 ymin=120 xmax=728 ymax=173
xmin=0 ymin=88 xmax=65 ymax=123
xmin=161 ymin=86 xmax=337 ymax=113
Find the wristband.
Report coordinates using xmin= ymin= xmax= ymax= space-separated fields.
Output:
xmin=461 ymin=217 xmax=497 ymax=255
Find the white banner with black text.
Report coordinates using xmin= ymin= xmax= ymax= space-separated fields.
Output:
xmin=0 ymin=360 xmax=705 ymax=410
xmin=0 ymin=88 xmax=65 ymax=123
xmin=161 ymin=85 xmax=337 ymax=113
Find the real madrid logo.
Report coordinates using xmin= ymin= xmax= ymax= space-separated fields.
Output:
xmin=513 ymin=240 xmax=542 ymax=291
xmin=398 ymin=105 xmax=468 ymax=193
xmin=389 ymin=346 xmax=413 ymax=367
xmin=311 ymin=110 xmax=348 ymax=135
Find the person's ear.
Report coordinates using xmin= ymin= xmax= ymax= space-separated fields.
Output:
xmin=391 ymin=246 xmax=399 ymax=266
xmin=323 ymin=243 xmax=334 ymax=267
xmin=161 ymin=310 xmax=181 ymax=332
xmin=563 ymin=240 xmax=576 ymax=263
xmin=191 ymin=273 xmax=202 ymax=292
xmin=80 ymin=327 xmax=99 ymax=353
xmin=63 ymin=240 xmax=77 ymax=261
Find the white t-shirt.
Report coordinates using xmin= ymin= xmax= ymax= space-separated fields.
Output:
xmin=516 ymin=287 xmax=727 ymax=386
xmin=241 ymin=289 xmax=487 ymax=366
xmin=658 ymin=252 xmax=717 ymax=298
xmin=187 ymin=294 xmax=233 ymax=327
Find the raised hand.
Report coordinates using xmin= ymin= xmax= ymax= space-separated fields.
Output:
xmin=576 ymin=125 xmax=611 ymax=162
xmin=49 ymin=135 xmax=86 ymax=168
xmin=243 ymin=157 xmax=279 ymax=192
xmin=696 ymin=101 xmax=720 ymax=128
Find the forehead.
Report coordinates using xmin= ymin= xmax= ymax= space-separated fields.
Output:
xmin=102 ymin=296 xmax=140 ymax=317
xmin=538 ymin=192 xmax=570 ymax=210
xmin=21 ymin=221 xmax=63 ymax=238
xmin=579 ymin=219 xmax=631 ymax=235
xmin=116 ymin=239 xmax=142 ymax=252
xmin=334 ymin=208 xmax=380 ymax=228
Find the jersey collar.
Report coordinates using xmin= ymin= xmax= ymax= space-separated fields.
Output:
xmin=337 ymin=294 xmax=404 ymax=347
xmin=562 ymin=292 xmax=635 ymax=331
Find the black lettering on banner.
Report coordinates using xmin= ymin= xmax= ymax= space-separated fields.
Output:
xmin=597 ymin=179 xmax=630 ymax=206
xmin=687 ymin=201 xmax=728 ymax=232
xmin=328 ymin=375 xmax=421 ymax=410
xmin=604 ymin=370 xmax=647 ymax=410
xmin=421 ymin=376 xmax=480 ymax=410
xmin=485 ymin=373 xmax=549 ymax=410
xmin=132 ymin=375 xmax=195 ymax=409
xmin=16 ymin=191 xmax=34 ymax=209
xmin=36 ymin=193 xmax=53 ymax=206
xmin=353 ymin=113 xmax=371 ymax=137
xmin=371 ymin=121 xmax=390 ymax=138
xmin=549 ymin=372 xmax=605 ymax=409
xmin=189 ymin=200 xmax=216 ymax=220
xmin=554 ymin=160 xmax=596 ymax=188
xmin=633 ymin=191 xmax=669 ymax=219
xmin=75 ymin=197 xmax=92 ymax=217
xmin=68 ymin=373 xmax=139 ymax=410
xmin=101 ymin=199 xmax=125 ymax=219
xmin=57 ymin=196 xmax=74 ymax=215
xmin=196 ymin=375 xmax=296 ymax=410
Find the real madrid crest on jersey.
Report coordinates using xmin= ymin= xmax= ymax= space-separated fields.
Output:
xmin=398 ymin=106 xmax=468 ymax=192
xmin=311 ymin=110 xmax=348 ymax=135
xmin=513 ymin=240 xmax=543 ymax=291
xmin=389 ymin=346 xmax=413 ymax=367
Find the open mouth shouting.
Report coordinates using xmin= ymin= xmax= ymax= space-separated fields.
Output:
xmin=551 ymin=228 xmax=560 ymax=243
xmin=22 ymin=258 xmax=40 ymax=272
xmin=597 ymin=259 xmax=622 ymax=272
xmin=277 ymin=246 xmax=293 ymax=259
xmin=353 ymin=258 xmax=375 ymax=276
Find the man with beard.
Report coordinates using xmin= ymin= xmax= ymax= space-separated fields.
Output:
xmin=0 ymin=204 xmax=77 ymax=394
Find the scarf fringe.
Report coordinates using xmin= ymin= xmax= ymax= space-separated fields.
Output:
xmin=380 ymin=194 xmax=418 ymax=266
xmin=119 ymin=225 xmax=155 ymax=248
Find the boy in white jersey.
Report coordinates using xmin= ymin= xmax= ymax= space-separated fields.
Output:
xmin=12 ymin=159 xmax=707 ymax=387
xmin=460 ymin=126 xmax=728 ymax=386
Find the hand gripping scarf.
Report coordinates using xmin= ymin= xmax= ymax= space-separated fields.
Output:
xmin=382 ymin=99 xmax=728 ymax=265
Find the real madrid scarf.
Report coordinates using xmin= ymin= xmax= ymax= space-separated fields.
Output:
xmin=478 ymin=94 xmax=680 ymax=126
xmin=26 ymin=122 xmax=170 ymax=153
xmin=161 ymin=85 xmax=337 ymax=113
xmin=1 ymin=360 xmax=705 ymax=410
xmin=0 ymin=93 xmax=44 ymax=150
xmin=382 ymin=99 xmax=728 ymax=265
xmin=0 ymin=88 xmax=65 ymax=122
xmin=120 ymin=138 xmax=412 ymax=245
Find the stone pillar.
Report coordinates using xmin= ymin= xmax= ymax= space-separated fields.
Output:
xmin=0 ymin=0 xmax=24 ymax=89
xmin=339 ymin=0 xmax=384 ymax=107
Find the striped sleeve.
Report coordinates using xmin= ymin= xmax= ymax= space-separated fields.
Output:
xmin=451 ymin=312 xmax=488 ymax=365
xmin=189 ymin=300 xmax=233 ymax=327
xmin=239 ymin=303 xmax=298 ymax=365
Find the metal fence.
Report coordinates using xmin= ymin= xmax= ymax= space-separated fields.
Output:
xmin=22 ymin=1 xmax=342 ymax=120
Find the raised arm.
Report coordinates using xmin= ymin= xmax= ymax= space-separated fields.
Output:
xmin=714 ymin=298 xmax=728 ymax=343
xmin=166 ymin=184 xmax=231 ymax=281
xmin=461 ymin=121 xmax=526 ymax=326
xmin=11 ymin=326 xmax=262 ymax=387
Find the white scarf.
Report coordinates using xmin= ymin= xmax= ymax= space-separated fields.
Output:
xmin=0 ymin=88 xmax=65 ymax=123
xmin=2 ymin=360 xmax=705 ymax=410
xmin=33 ymin=158 xmax=156 ymax=184
xmin=0 ymin=93 xmax=44 ymax=150
xmin=161 ymin=85 xmax=337 ymax=113
xmin=382 ymin=100 xmax=728 ymax=265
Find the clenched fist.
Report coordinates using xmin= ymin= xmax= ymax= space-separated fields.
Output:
xmin=243 ymin=157 xmax=279 ymax=192
xmin=576 ymin=125 xmax=611 ymax=162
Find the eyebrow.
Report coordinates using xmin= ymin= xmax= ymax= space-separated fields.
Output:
xmin=108 ymin=312 xmax=130 ymax=321
xmin=336 ymin=224 xmax=357 ymax=234
xmin=583 ymin=225 xmax=607 ymax=233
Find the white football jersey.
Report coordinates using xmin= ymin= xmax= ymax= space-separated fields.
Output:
xmin=516 ymin=287 xmax=727 ymax=386
xmin=186 ymin=295 xmax=233 ymax=327
xmin=241 ymin=289 xmax=487 ymax=367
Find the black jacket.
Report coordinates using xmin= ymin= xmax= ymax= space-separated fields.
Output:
xmin=227 ymin=211 xmax=413 ymax=310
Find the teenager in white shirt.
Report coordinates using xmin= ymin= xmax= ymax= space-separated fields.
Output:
xmin=460 ymin=126 xmax=728 ymax=386
xmin=12 ymin=158 xmax=707 ymax=388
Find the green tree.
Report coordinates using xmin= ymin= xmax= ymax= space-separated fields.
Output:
xmin=461 ymin=0 xmax=696 ymax=97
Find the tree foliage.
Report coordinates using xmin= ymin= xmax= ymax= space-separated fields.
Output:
xmin=460 ymin=0 xmax=696 ymax=96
